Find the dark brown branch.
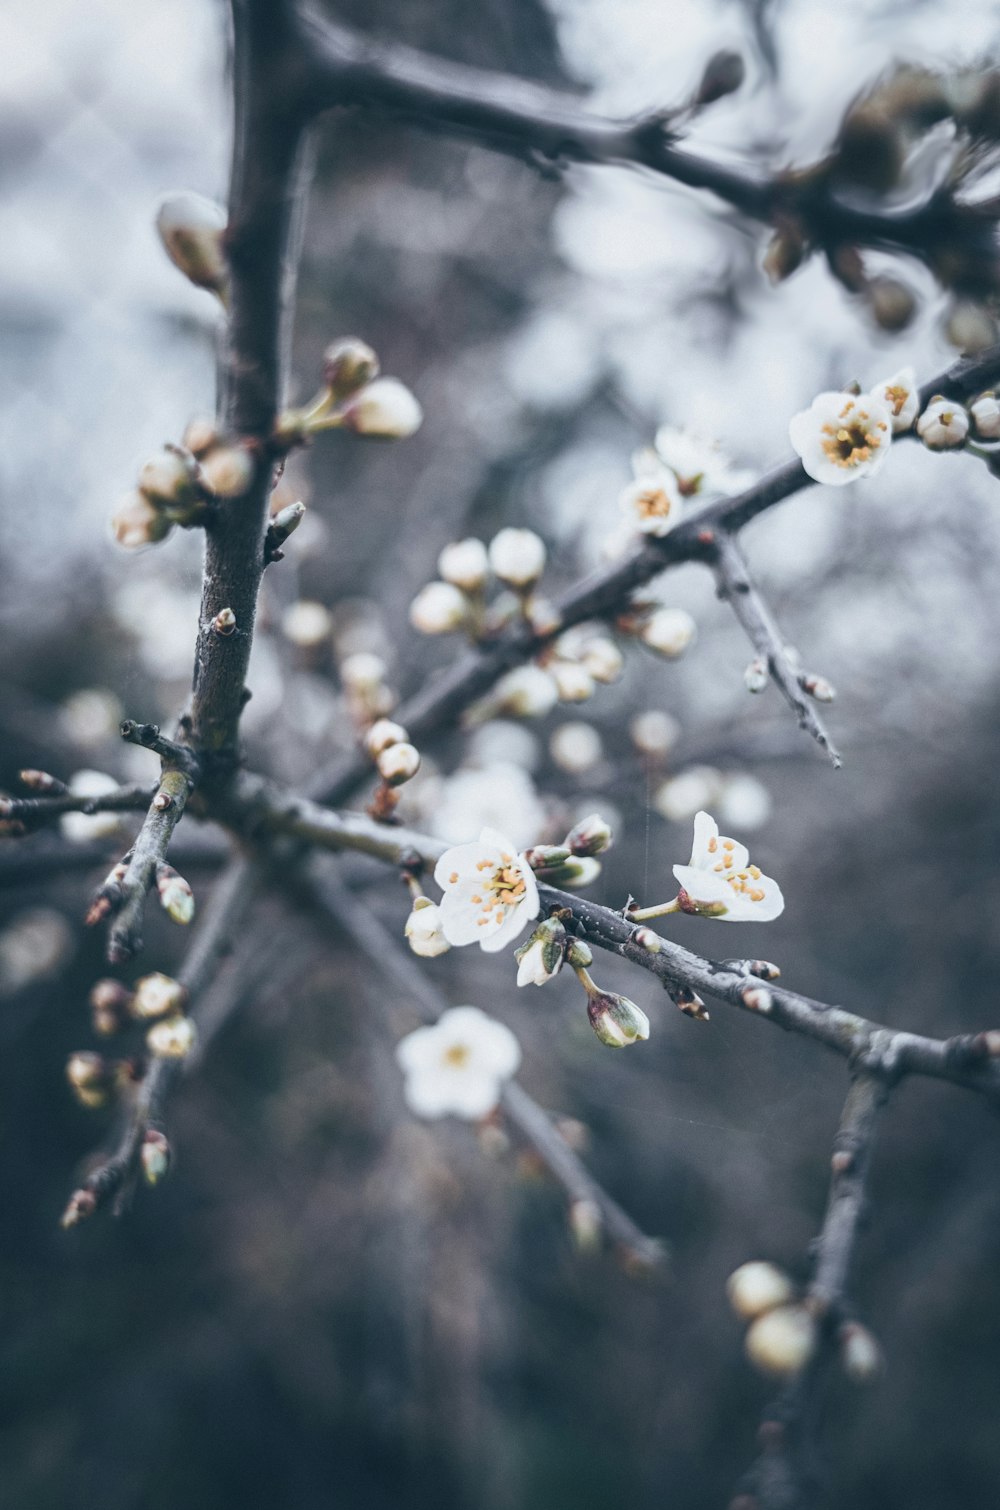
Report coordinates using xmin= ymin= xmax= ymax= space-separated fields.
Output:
xmin=711 ymin=530 xmax=841 ymax=767
xmin=734 ymin=1072 xmax=886 ymax=1510
xmin=307 ymin=862 xmax=664 ymax=1267
xmin=309 ymin=342 xmax=1000 ymax=807
xmin=0 ymin=784 xmax=153 ymax=831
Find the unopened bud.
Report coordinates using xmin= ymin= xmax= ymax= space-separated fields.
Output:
xmin=971 ymin=392 xmax=1000 ymax=439
xmin=836 ymin=107 xmax=902 ymax=192
xmin=181 ymin=416 xmax=218 ymax=457
xmin=523 ymin=845 xmax=571 ymax=871
xmin=840 ymin=1321 xmax=883 ymax=1383
xmin=66 ymin=1051 xmax=110 ymax=1108
xmin=132 ymin=972 xmax=187 ymax=1020
xmin=868 ymin=276 xmax=916 ymax=333
xmin=155 ymin=191 xmax=228 ymax=295
xmin=549 ymin=721 xmax=603 ymax=774
xmin=569 ymin=1198 xmax=603 ymax=1252
xmin=630 ymin=709 xmax=681 ymax=758
xmin=322 ymin=336 xmax=380 ymax=399
xmin=671 ymin=985 xmax=709 ymax=1021
xmin=138 ymin=447 xmax=200 ymax=513
xmin=515 ymin=917 xmax=567 ymax=986
xmin=404 ymin=897 xmax=450 ymax=958
xmin=551 ymin=661 xmax=595 ymax=703
xmin=438 ymin=537 xmax=489 ymax=592
xmin=140 ymin=1128 xmax=171 ymax=1186
xmin=111 ymin=492 xmax=173 ymax=549
xmin=201 ymin=444 xmax=254 ymax=498
xmin=409 ymin=580 xmax=469 ymax=635
xmin=341 ymin=377 xmax=423 ymax=438
xmin=282 ymin=599 xmax=333 ymax=650
xmin=146 ymin=1015 xmax=197 ymax=1059
xmin=762 ymin=226 xmax=807 ymax=285
xmin=156 ymin=865 xmax=195 ymax=925
xmin=944 ymin=300 xmax=998 ymax=356
xmin=695 ymin=49 xmax=745 ymax=106
xmin=638 ymin=607 xmax=697 ymax=659
xmin=564 ymin=812 xmax=613 ymax=858
xmin=364 ymin=718 xmax=408 ymax=757
xmin=266 ymin=499 xmax=307 ymax=558
xmin=749 ymin=959 xmax=781 ymax=981
xmin=917 ymin=396 xmax=970 ymax=450
xmin=727 ymin=1261 xmax=795 ymax=1320
xmin=61 ymin=1188 xmax=98 ymax=1228
xmin=340 ymin=651 xmax=387 ymax=693
xmin=488 ymin=527 xmax=547 ymax=589
xmin=212 ymin=607 xmax=237 ymax=636
xmin=377 ymin=741 xmax=420 ymax=786
xmin=801 ymin=673 xmax=836 ymax=703
xmin=89 ymin=978 xmax=133 ymax=1035
xmin=632 ymin=927 xmax=661 ymax=954
xmin=581 ymin=637 xmax=624 ymax=684
xmin=742 ymin=985 xmax=773 ymax=1014
xmin=541 ymin=855 xmax=602 ymax=889
xmin=18 ymin=769 xmax=68 ymax=795
xmin=745 ymin=1303 xmax=817 ymax=1377
xmin=565 ymin=939 xmax=593 ymax=970
xmin=587 ymin=991 xmax=650 ymax=1048
xmin=744 ymin=657 xmax=769 ymax=694
xmin=492 ymin=665 xmax=559 ymax=719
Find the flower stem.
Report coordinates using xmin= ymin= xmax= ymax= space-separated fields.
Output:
xmin=628 ymin=897 xmax=681 ymax=923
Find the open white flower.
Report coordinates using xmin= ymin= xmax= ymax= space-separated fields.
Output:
xmin=618 ymin=472 xmax=683 ymax=537
xmin=672 ymin=811 xmax=784 ymax=921
xmin=395 ymin=1005 xmax=521 ymax=1119
xmin=654 ymin=426 xmax=754 ymax=496
xmin=788 ymin=391 xmax=893 ymax=486
xmin=869 ymin=367 xmax=919 ymax=434
xmin=434 ymin=827 xmax=540 ymax=952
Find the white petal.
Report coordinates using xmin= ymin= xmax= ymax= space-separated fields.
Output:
xmin=480 ymin=894 xmax=538 ymax=952
xmin=395 ymin=1023 xmax=444 ymax=1076
xmin=438 ymin=1070 xmax=504 ymax=1120
xmin=439 ymin=893 xmax=494 ymax=947
xmin=478 ymin=827 xmax=519 ymax=857
xmin=672 ymin=863 xmax=733 ymax=907
xmin=434 ymin=841 xmax=496 ymax=890
xmin=689 ymin=810 xmax=720 ymax=867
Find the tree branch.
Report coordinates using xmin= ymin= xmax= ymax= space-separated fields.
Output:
xmin=711 ymin=530 xmax=840 ymax=766
xmin=0 ymin=784 xmax=153 ymax=832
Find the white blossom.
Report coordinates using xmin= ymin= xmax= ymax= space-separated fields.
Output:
xmin=580 ymin=637 xmax=624 ymax=684
xmin=868 ymin=367 xmax=919 ymax=434
xmin=492 ymin=664 xmax=559 ymax=719
xmin=788 ymin=391 xmax=893 ymax=485
xmin=404 ymin=898 xmax=451 ymax=958
xmin=339 ymin=651 xmax=387 ymax=691
xmin=551 ymin=661 xmax=595 ymax=703
xmin=395 ymin=1005 xmax=521 ymax=1119
xmin=970 ymin=392 xmax=1000 ymax=440
xmin=745 ymin=1304 xmax=817 ymax=1378
xmin=438 ymin=537 xmax=489 ymax=592
xmin=654 ymin=425 xmax=754 ymax=495
xmin=726 ymin=1261 xmax=795 ymax=1320
xmin=488 ymin=527 xmax=547 ymax=588
xmin=618 ymin=474 xmax=683 ymax=537
xmin=341 ymin=377 xmax=423 ymax=438
xmin=425 ymin=762 xmax=547 ymax=849
xmin=639 ymin=606 xmax=697 ymax=658
xmin=146 ymin=1015 xmax=197 ymax=1060
xmin=672 ymin=811 xmax=784 ymax=921
xmin=434 ymin=827 xmax=540 ymax=952
xmin=60 ymin=771 xmax=122 ymax=844
xmin=916 ymin=396 xmax=970 ymax=450
xmin=409 ymin=580 xmax=469 ymax=635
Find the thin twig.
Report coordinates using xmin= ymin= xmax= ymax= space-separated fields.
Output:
xmin=307 ymin=862 xmax=663 ymax=1267
xmin=711 ymin=531 xmax=840 ymax=766
xmin=0 ymin=784 xmax=153 ymax=830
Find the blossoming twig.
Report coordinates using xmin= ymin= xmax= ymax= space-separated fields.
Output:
xmin=710 ymin=531 xmax=841 ymax=766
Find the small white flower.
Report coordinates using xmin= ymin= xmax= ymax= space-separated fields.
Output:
xmin=970 ymin=392 xmax=1000 ymax=440
xmin=404 ymin=898 xmax=451 ymax=958
xmin=133 ymin=973 xmax=188 ymax=1019
xmin=916 ymin=396 xmax=970 ymax=450
xmin=341 ymin=377 xmax=423 ymax=438
xmin=492 ymin=664 xmax=559 ymax=719
xmin=788 ymin=391 xmax=893 ymax=485
xmin=146 ymin=1015 xmax=197 ymax=1060
xmin=395 ymin=1004 xmax=521 ymax=1119
xmin=618 ymin=475 xmax=683 ymax=537
xmin=488 ymin=527 xmax=546 ymax=588
xmin=868 ymin=367 xmax=919 ymax=433
xmin=60 ymin=771 xmax=123 ymax=844
xmin=654 ymin=426 xmax=754 ymax=496
xmin=438 ymin=538 xmax=489 ymax=592
xmin=672 ymin=811 xmax=784 ymax=921
xmin=434 ymin=827 xmax=540 ymax=953
xmin=409 ymin=580 xmax=469 ymax=635
xmin=639 ymin=606 xmax=697 ymax=658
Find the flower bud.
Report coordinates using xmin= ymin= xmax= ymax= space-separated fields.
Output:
xmin=17 ymin=769 xmax=68 ymax=795
xmin=840 ymin=1321 xmax=883 ymax=1383
xmin=140 ymin=1128 xmax=171 ymax=1186
xmin=581 ymin=637 xmax=624 ymax=684
xmin=266 ymin=500 xmax=307 ymax=558
xmin=587 ymin=991 xmax=650 ymax=1048
xmin=132 ymin=972 xmax=187 ymax=1021
xmin=488 ymin=527 xmax=546 ymax=589
xmin=156 ymin=865 xmax=195 ymax=925
xmin=111 ymin=492 xmax=173 ymax=549
xmin=201 ymin=444 xmax=254 ymax=498
xmin=971 ymin=392 xmax=1000 ymax=439
xmin=377 ymin=741 xmax=420 ymax=786
xmin=671 ymin=985 xmax=709 ymax=1021
xmin=744 ymin=657 xmax=769 ymax=694
xmin=322 ymin=337 xmax=380 ymax=400
xmin=762 ymin=226 xmax=806 ymax=284
xmin=551 ymin=661 xmax=595 ymax=703
xmin=146 ymin=1015 xmax=197 ymax=1059
xmin=523 ymin=844 xmax=571 ymax=870
xmin=341 ymin=377 xmax=423 ymax=438
xmin=654 ymin=766 xmax=722 ymax=822
xmin=61 ymin=1189 xmax=98 ymax=1228
xmin=549 ymin=721 xmax=603 ymax=775
xmin=868 ymin=276 xmax=916 ymax=333
xmin=569 ymin=1198 xmax=603 ymax=1252
xmin=138 ymin=447 xmax=201 ymax=513
xmin=944 ymin=300 xmax=997 ymax=356
xmin=540 ymin=855 xmax=602 ymax=889
xmin=340 ymin=651 xmax=387 ymax=692
xmin=66 ymin=1051 xmax=111 ymax=1108
xmin=365 ymin=718 xmax=409 ymax=757
xmin=695 ymin=49 xmax=745 ymax=107
xmin=741 ymin=985 xmax=773 ymax=1014
xmin=639 ymin=607 xmax=697 ymax=659
xmin=409 ymin=580 xmax=469 ymax=635
xmin=632 ymin=927 xmax=661 ymax=954
xmin=564 ymin=812 xmax=613 ymax=858
xmin=917 ymin=396 xmax=970 ymax=450
xmin=745 ymin=1304 xmax=817 ymax=1377
xmin=438 ymin=537 xmax=489 ymax=592
xmin=282 ymin=599 xmax=333 ymax=649
xmin=630 ymin=709 xmax=681 ymax=758
xmin=515 ymin=917 xmax=567 ymax=986
xmin=726 ymin=1261 xmax=795 ymax=1320
xmin=155 ymin=191 xmax=228 ymax=294
xmin=404 ymin=897 xmax=450 ymax=958
xmin=89 ymin=978 xmax=133 ymax=1036
xmin=801 ymin=673 xmax=836 ymax=703
xmin=565 ymin=939 xmax=593 ymax=970
xmin=492 ymin=665 xmax=559 ymax=719
xmin=182 ymin=416 xmax=218 ymax=457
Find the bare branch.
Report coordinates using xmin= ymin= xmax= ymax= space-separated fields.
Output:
xmin=0 ymin=784 xmax=153 ymax=832
xmin=711 ymin=530 xmax=841 ymax=766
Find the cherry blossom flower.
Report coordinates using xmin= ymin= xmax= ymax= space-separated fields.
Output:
xmin=395 ymin=1005 xmax=521 ymax=1119
xmin=869 ymin=367 xmax=919 ymax=433
xmin=434 ymin=827 xmax=540 ymax=952
xmin=618 ymin=472 xmax=683 ymax=537
xmin=653 ymin=425 xmax=754 ymax=496
xmin=788 ymin=391 xmax=893 ymax=485
xmin=672 ymin=811 xmax=784 ymax=921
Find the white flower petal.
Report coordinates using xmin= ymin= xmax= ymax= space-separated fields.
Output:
xmin=673 ymin=863 xmax=734 ymax=907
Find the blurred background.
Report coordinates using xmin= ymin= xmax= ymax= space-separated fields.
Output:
xmin=3 ymin=0 xmax=1000 ymax=1506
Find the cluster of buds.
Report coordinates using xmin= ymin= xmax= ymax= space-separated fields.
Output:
xmin=363 ymin=715 xmax=421 ymax=821
xmin=65 ymin=1050 xmax=132 ymax=1111
xmin=534 ymin=627 xmax=625 ymax=708
xmin=274 ymin=337 xmax=422 ymax=448
xmin=83 ymin=971 xmax=197 ymax=1061
xmin=409 ymin=528 xmax=549 ymax=640
xmin=111 ymin=420 xmax=258 ymax=551
xmin=521 ymin=811 xmax=614 ymax=894
xmin=727 ymin=1260 xmax=881 ymax=1383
